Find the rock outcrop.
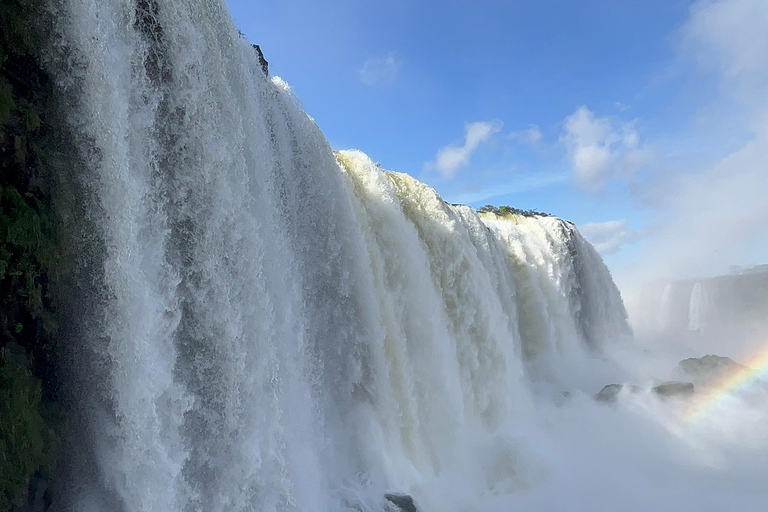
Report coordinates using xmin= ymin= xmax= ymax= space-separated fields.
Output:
xmin=385 ymin=493 xmax=418 ymax=512
xmin=594 ymin=384 xmax=642 ymax=403
xmin=252 ymin=44 xmax=269 ymax=76
xmin=595 ymin=380 xmax=696 ymax=402
xmin=652 ymin=381 xmax=695 ymax=398
xmin=674 ymin=355 xmax=747 ymax=385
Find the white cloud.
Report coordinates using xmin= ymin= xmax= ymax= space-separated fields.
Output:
xmin=682 ymin=0 xmax=768 ymax=137
xmin=509 ymin=125 xmax=543 ymax=146
xmin=358 ymin=52 xmax=400 ymax=86
xmin=427 ymin=120 xmax=503 ymax=179
xmin=561 ymin=107 xmax=649 ymax=193
xmin=683 ymin=0 xmax=768 ymax=93
xmin=615 ymin=102 xmax=630 ymax=112
xmin=578 ymin=219 xmax=637 ymax=255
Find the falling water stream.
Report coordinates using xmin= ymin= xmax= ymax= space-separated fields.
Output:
xmin=43 ymin=1 xmax=629 ymax=510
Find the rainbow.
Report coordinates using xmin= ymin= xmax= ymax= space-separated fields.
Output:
xmin=685 ymin=349 xmax=768 ymax=423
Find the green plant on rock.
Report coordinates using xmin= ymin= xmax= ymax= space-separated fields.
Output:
xmin=478 ymin=204 xmax=553 ymax=218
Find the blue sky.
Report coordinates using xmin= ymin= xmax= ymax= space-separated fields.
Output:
xmin=226 ymin=0 xmax=768 ymax=290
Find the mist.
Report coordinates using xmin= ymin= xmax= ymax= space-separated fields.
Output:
xmin=611 ymin=0 xmax=768 ymax=290
xmin=581 ymin=4 xmax=768 ymax=505
xmin=425 ymin=336 xmax=768 ymax=512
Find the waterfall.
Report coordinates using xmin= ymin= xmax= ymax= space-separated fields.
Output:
xmin=660 ymin=282 xmax=673 ymax=332
xmin=44 ymin=0 xmax=630 ymax=510
xmin=688 ymin=282 xmax=703 ymax=332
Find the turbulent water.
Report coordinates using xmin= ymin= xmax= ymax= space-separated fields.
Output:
xmin=45 ymin=1 xmax=630 ymax=510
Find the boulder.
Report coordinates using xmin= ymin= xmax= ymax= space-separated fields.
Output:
xmin=384 ymin=493 xmax=418 ymax=512
xmin=675 ymin=355 xmax=747 ymax=385
xmin=594 ymin=384 xmax=642 ymax=403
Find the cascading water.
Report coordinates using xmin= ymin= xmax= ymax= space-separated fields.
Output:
xmin=688 ymin=282 xmax=704 ymax=332
xmin=42 ymin=0 xmax=630 ymax=510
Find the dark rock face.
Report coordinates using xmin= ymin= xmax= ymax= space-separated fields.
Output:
xmin=27 ymin=473 xmax=51 ymax=512
xmin=652 ymin=381 xmax=695 ymax=398
xmin=594 ymin=384 xmax=642 ymax=403
xmin=385 ymin=493 xmax=418 ymax=512
xmin=1 ymin=1 xmax=68 ymax=509
xmin=251 ymin=44 xmax=269 ymax=76
xmin=3 ymin=341 xmax=28 ymax=367
xmin=595 ymin=384 xmax=624 ymax=402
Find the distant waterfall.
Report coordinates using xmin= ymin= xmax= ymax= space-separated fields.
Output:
xmin=660 ymin=283 xmax=673 ymax=332
xmin=688 ymin=282 xmax=703 ymax=331
xmin=44 ymin=1 xmax=630 ymax=510
xmin=633 ymin=270 xmax=768 ymax=360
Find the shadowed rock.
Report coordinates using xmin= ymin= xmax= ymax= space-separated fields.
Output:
xmin=251 ymin=44 xmax=269 ymax=76
xmin=675 ymin=355 xmax=747 ymax=385
xmin=595 ymin=384 xmax=642 ymax=403
xmin=385 ymin=493 xmax=418 ymax=512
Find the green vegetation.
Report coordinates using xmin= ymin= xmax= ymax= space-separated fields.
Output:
xmin=0 ymin=359 xmax=58 ymax=510
xmin=477 ymin=204 xmax=553 ymax=218
xmin=1 ymin=0 xmax=64 ymax=508
xmin=0 ymin=186 xmax=56 ymax=333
